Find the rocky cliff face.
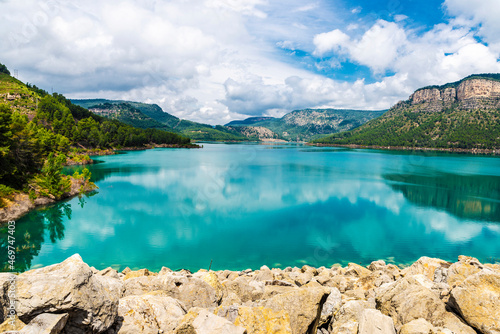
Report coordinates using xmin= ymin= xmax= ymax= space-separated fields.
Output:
xmin=409 ymin=78 xmax=500 ymax=111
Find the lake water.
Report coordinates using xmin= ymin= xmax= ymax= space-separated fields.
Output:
xmin=5 ymin=143 xmax=500 ymax=272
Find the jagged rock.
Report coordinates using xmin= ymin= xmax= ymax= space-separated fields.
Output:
xmin=224 ymin=276 xmax=262 ymax=303
xmin=342 ymin=263 xmax=371 ymax=278
xmin=401 ymin=257 xmax=451 ymax=281
xmin=368 ymin=260 xmax=386 ymax=272
xmin=12 ymin=254 xmax=122 ymax=333
xmin=447 ymin=256 xmax=483 ymax=287
xmin=254 ymin=266 xmax=274 ymax=281
xmin=123 ymin=274 xmax=218 ymax=309
xmin=19 ymin=313 xmax=68 ymax=334
xmin=116 ymin=295 xmax=186 ymax=333
xmin=159 ymin=266 xmax=173 ymax=275
xmin=375 ymin=275 xmax=475 ymax=333
xmin=0 ymin=315 xmax=26 ymax=332
xmin=262 ymin=287 xmax=329 ymax=334
xmin=0 ymin=273 xmax=14 ymax=323
xmin=358 ymin=309 xmax=396 ymax=334
xmin=449 ymin=269 xmax=500 ymax=334
xmin=99 ymin=267 xmax=121 ymax=279
xmin=123 ymin=268 xmax=155 ymax=280
xmin=399 ymin=318 xmax=435 ymax=334
xmin=216 ymin=305 xmax=292 ymax=334
xmin=329 ymin=300 xmax=374 ymax=334
xmin=202 ymin=272 xmax=224 ymax=303
xmin=319 ymin=287 xmax=342 ymax=326
xmin=175 ymin=308 xmax=247 ymax=334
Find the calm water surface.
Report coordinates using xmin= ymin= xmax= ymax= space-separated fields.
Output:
xmin=5 ymin=143 xmax=500 ymax=272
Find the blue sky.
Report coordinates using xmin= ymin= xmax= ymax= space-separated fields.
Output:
xmin=1 ymin=0 xmax=500 ymax=124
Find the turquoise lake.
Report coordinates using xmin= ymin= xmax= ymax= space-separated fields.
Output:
xmin=5 ymin=143 xmax=500 ymax=272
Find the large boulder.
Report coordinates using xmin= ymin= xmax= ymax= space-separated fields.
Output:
xmin=376 ymin=275 xmax=475 ymax=334
xmin=319 ymin=287 xmax=342 ymax=326
xmin=399 ymin=318 xmax=435 ymax=334
xmin=401 ymin=257 xmax=451 ymax=281
xmin=123 ymin=273 xmax=219 ymax=309
xmin=261 ymin=287 xmax=329 ymax=334
xmin=358 ymin=309 xmax=396 ymax=334
xmin=115 ymin=294 xmax=186 ymax=333
xmin=328 ymin=300 xmax=375 ymax=334
xmin=11 ymin=254 xmax=122 ymax=333
xmin=447 ymin=256 xmax=483 ymax=288
xmin=0 ymin=315 xmax=26 ymax=332
xmin=19 ymin=313 xmax=68 ymax=334
xmin=175 ymin=308 xmax=247 ymax=334
xmin=449 ymin=269 xmax=500 ymax=334
xmin=216 ymin=305 xmax=292 ymax=334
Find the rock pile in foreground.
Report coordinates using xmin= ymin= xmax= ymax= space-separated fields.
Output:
xmin=0 ymin=254 xmax=499 ymax=334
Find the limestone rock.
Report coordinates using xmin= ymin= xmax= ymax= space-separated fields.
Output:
xmin=449 ymin=269 xmax=500 ymax=334
xmin=368 ymin=260 xmax=386 ymax=272
xmin=342 ymin=263 xmax=372 ymax=278
xmin=319 ymin=287 xmax=342 ymax=326
xmin=123 ymin=274 xmax=218 ymax=309
xmin=262 ymin=287 xmax=329 ymax=334
xmin=401 ymin=257 xmax=451 ymax=281
xmin=202 ymin=272 xmax=224 ymax=303
xmin=375 ymin=275 xmax=475 ymax=334
xmin=329 ymin=300 xmax=374 ymax=334
xmin=116 ymin=294 xmax=186 ymax=333
xmin=358 ymin=309 xmax=396 ymax=334
xmin=123 ymin=268 xmax=155 ymax=280
xmin=224 ymin=276 xmax=262 ymax=303
xmin=254 ymin=266 xmax=274 ymax=282
xmin=0 ymin=315 xmax=26 ymax=332
xmin=12 ymin=254 xmax=122 ymax=333
xmin=19 ymin=313 xmax=68 ymax=334
xmin=175 ymin=308 xmax=247 ymax=334
xmin=216 ymin=305 xmax=292 ymax=334
xmin=447 ymin=256 xmax=483 ymax=287
xmin=98 ymin=267 xmax=121 ymax=280
xmin=399 ymin=319 xmax=435 ymax=334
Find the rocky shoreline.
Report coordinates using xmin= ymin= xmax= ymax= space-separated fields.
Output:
xmin=0 ymin=255 xmax=498 ymax=334
xmin=0 ymin=177 xmax=93 ymax=224
xmin=311 ymin=143 xmax=500 ymax=155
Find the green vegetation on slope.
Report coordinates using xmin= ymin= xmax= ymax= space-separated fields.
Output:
xmin=314 ymin=101 xmax=500 ymax=149
xmin=72 ymin=99 xmax=250 ymax=141
xmin=228 ymin=109 xmax=386 ymax=141
xmin=0 ymin=70 xmax=193 ymax=202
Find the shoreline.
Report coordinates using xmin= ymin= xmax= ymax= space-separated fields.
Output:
xmin=0 ymin=143 xmax=200 ymax=223
xmin=310 ymin=143 xmax=500 ymax=155
xmin=0 ymin=177 xmax=95 ymax=224
xmin=1 ymin=254 xmax=498 ymax=333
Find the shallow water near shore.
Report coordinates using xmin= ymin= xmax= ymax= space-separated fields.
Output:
xmin=6 ymin=143 xmax=500 ymax=272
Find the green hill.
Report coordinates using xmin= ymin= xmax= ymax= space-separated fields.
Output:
xmin=314 ymin=74 xmax=500 ymax=150
xmin=0 ymin=66 xmax=193 ymax=199
xmin=72 ymin=99 xmax=249 ymax=142
xmin=228 ymin=109 xmax=386 ymax=141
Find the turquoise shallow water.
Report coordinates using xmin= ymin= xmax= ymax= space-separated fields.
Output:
xmin=4 ymin=143 xmax=500 ymax=272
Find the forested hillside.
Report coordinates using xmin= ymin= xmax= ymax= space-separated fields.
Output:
xmin=72 ymin=99 xmax=250 ymax=141
xmin=0 ymin=66 xmax=193 ymax=206
xmin=314 ymin=74 xmax=500 ymax=150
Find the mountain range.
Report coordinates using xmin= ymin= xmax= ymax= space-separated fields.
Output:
xmin=71 ymin=99 xmax=385 ymax=142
